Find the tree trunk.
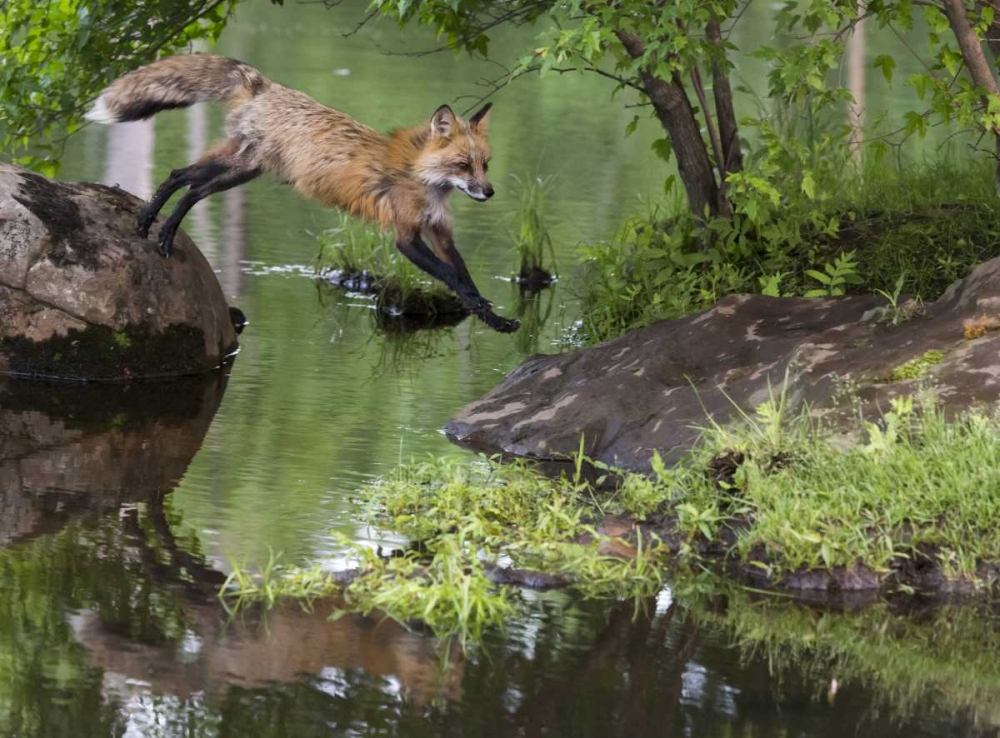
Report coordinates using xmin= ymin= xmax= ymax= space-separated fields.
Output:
xmin=943 ymin=0 xmax=1000 ymax=195
xmin=977 ymin=1 xmax=1000 ymax=59
xmin=706 ymin=20 xmax=743 ymax=178
xmin=845 ymin=4 xmax=866 ymax=166
xmin=643 ymin=72 xmax=722 ymax=218
xmin=615 ymin=30 xmax=721 ymax=220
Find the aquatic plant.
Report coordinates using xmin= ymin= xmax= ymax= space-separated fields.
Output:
xmin=507 ymin=173 xmax=557 ymax=287
xmin=223 ymin=456 xmax=666 ymax=645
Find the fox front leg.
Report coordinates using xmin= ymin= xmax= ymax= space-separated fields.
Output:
xmin=395 ymin=236 xmax=519 ymax=333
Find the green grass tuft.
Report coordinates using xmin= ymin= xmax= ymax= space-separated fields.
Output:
xmin=222 ymin=457 xmax=666 ymax=645
xmin=315 ymin=213 xmax=455 ymax=308
xmin=506 ymin=173 xmax=558 ymax=278
xmin=665 ymin=392 xmax=1000 ymax=579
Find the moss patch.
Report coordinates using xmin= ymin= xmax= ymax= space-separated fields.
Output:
xmin=889 ymin=349 xmax=945 ymax=381
xmin=0 ymin=323 xmax=210 ymax=381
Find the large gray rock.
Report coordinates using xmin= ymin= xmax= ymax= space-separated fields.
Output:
xmin=0 ymin=165 xmax=237 ymax=380
xmin=447 ymin=256 xmax=1000 ymax=473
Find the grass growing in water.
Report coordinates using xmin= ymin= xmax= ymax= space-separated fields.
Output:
xmin=223 ymin=457 xmax=666 ymax=646
xmin=223 ymin=393 xmax=1000 ymax=644
xmin=506 ymin=173 xmax=557 ymax=285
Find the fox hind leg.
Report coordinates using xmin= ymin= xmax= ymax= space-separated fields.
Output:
xmin=137 ymin=157 xmax=232 ymax=238
xmin=156 ymin=164 xmax=261 ymax=257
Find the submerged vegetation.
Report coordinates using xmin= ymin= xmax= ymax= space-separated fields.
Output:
xmin=224 ymin=391 xmax=1000 ymax=645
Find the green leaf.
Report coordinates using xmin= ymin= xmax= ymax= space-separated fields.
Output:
xmin=801 ymin=172 xmax=816 ymax=200
xmin=651 ymin=138 xmax=673 ymax=162
xmin=806 ymin=269 xmax=832 ymax=285
xmin=873 ymin=54 xmax=896 ymax=84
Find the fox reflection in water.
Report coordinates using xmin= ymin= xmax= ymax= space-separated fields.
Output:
xmin=0 ymin=374 xmax=463 ymax=708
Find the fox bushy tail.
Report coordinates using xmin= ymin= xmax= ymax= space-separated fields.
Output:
xmin=85 ymin=54 xmax=267 ymax=124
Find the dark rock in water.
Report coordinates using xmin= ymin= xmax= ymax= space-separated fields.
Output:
xmin=513 ymin=265 xmax=556 ymax=292
xmin=325 ymin=268 xmax=380 ymax=295
xmin=447 ymin=255 xmax=1000 ymax=473
xmin=0 ymin=165 xmax=238 ymax=380
xmin=322 ymin=268 xmax=465 ymax=320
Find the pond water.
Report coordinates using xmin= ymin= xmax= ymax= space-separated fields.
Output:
xmin=3 ymin=3 xmax=999 ymax=736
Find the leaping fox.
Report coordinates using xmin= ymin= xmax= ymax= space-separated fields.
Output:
xmin=86 ymin=54 xmax=518 ymax=333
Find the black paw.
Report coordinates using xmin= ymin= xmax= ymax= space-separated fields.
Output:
xmin=157 ymin=232 xmax=175 ymax=258
xmin=135 ymin=213 xmax=154 ymax=239
xmin=481 ymin=310 xmax=520 ymax=333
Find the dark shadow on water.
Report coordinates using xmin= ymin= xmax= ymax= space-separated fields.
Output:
xmin=374 ymin=305 xmax=469 ymax=334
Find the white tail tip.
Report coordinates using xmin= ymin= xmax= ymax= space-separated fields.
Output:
xmin=84 ymin=95 xmax=117 ymax=124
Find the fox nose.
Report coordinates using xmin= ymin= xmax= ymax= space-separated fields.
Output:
xmin=483 ymin=185 xmax=495 ymax=199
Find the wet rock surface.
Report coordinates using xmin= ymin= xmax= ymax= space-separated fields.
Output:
xmin=0 ymin=165 xmax=238 ymax=380
xmin=448 ymin=255 xmax=1000 ymax=473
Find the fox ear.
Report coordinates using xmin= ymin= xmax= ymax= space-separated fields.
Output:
xmin=469 ymin=102 xmax=492 ymax=133
xmin=430 ymin=105 xmax=456 ymax=139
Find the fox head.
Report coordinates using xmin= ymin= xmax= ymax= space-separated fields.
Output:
xmin=414 ymin=103 xmax=494 ymax=201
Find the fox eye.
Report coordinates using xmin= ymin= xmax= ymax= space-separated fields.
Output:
xmin=457 ymin=161 xmax=471 ymax=171
xmin=483 ymin=161 xmax=490 ymax=173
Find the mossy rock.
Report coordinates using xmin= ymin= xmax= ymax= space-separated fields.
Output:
xmin=0 ymin=165 xmax=239 ymax=381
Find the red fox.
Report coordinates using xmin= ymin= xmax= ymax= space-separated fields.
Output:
xmin=85 ymin=54 xmax=518 ymax=332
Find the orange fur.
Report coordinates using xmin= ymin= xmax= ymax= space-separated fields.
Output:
xmin=87 ymin=54 xmax=518 ymax=332
xmin=88 ymin=54 xmax=494 ymax=242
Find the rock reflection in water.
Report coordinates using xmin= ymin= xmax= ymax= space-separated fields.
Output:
xmin=0 ymin=373 xmax=228 ymax=544
xmin=0 ymin=373 xmax=463 ymax=734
